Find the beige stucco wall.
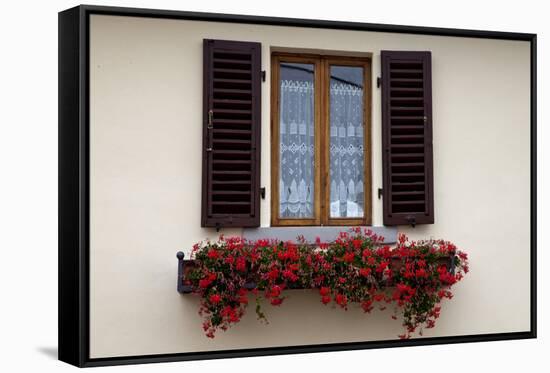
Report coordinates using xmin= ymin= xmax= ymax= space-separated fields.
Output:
xmin=89 ymin=14 xmax=531 ymax=358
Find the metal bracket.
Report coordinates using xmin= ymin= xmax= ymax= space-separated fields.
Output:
xmin=406 ymin=216 xmax=417 ymax=228
xmin=215 ymin=222 xmax=221 ymax=232
xmin=260 ymin=187 xmax=266 ymax=199
xmin=261 ymin=70 xmax=266 ymax=82
xmin=378 ymin=188 xmax=383 ymax=199
xmin=377 ymin=76 xmax=382 ymax=88
xmin=177 ymin=252 xmax=193 ymax=293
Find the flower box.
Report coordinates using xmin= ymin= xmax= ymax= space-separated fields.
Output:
xmin=177 ymin=253 xmax=456 ymax=294
xmin=174 ymin=230 xmax=468 ymax=339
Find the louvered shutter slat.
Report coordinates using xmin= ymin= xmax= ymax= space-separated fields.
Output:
xmin=201 ymin=39 xmax=261 ymax=228
xmin=381 ymin=51 xmax=434 ymax=226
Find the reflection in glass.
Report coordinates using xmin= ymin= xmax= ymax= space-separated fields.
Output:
xmin=329 ymin=66 xmax=364 ymax=218
xmin=279 ymin=63 xmax=315 ymax=218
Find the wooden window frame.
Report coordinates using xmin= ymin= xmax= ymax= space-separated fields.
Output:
xmin=271 ymin=51 xmax=372 ymax=227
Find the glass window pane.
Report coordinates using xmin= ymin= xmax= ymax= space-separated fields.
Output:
xmin=279 ymin=63 xmax=315 ymax=219
xmin=329 ymin=65 xmax=364 ymax=218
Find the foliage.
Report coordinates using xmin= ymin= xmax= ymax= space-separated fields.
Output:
xmin=188 ymin=228 xmax=469 ymax=339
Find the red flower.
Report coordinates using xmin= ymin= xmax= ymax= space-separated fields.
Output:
xmin=438 ymin=266 xmax=457 ymax=284
xmin=199 ymin=279 xmax=211 ymax=289
xmin=404 ymin=270 xmax=414 ymax=279
xmin=397 ymin=283 xmax=409 ymax=293
xmin=360 ymin=267 xmax=372 ymax=277
xmin=270 ymin=298 xmax=283 ymax=306
xmin=267 ymin=268 xmax=279 ymax=281
xmin=415 ymin=268 xmax=428 ymax=278
xmin=288 ymin=263 xmax=299 ymax=271
xmin=343 ymin=252 xmax=355 ymax=263
xmin=209 ymin=294 xmax=221 ymax=304
xmin=335 ymin=293 xmax=347 ymax=307
xmin=207 ymin=249 xmax=219 ymax=259
xmin=235 ymin=257 xmax=246 ymax=272
xmin=376 ymin=261 xmax=389 ymax=273
xmin=361 ymin=300 xmax=373 ymax=313
xmin=283 ymin=269 xmax=298 ymax=281
xmin=269 ymin=285 xmax=282 ymax=298
xmin=191 ymin=232 xmax=468 ymax=339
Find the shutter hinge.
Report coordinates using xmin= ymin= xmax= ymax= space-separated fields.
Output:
xmin=377 ymin=76 xmax=382 ymax=88
xmin=261 ymin=70 xmax=266 ymax=82
xmin=378 ymin=188 xmax=383 ymax=199
xmin=260 ymin=187 xmax=266 ymax=199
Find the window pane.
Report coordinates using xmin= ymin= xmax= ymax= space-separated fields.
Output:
xmin=329 ymin=65 xmax=364 ymax=218
xmin=279 ymin=63 xmax=315 ymax=219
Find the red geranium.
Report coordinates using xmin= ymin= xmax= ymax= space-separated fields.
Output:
xmin=343 ymin=252 xmax=355 ymax=263
xmin=189 ymin=232 xmax=469 ymax=339
xmin=335 ymin=293 xmax=347 ymax=307
xmin=360 ymin=267 xmax=372 ymax=277
xmin=209 ymin=294 xmax=221 ymax=304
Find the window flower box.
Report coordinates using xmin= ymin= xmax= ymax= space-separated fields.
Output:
xmin=176 ymin=229 xmax=468 ymax=339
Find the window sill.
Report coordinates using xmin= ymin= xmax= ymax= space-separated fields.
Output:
xmin=242 ymin=226 xmax=397 ymax=245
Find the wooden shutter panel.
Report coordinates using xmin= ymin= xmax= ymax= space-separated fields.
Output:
xmin=201 ymin=39 xmax=261 ymax=228
xmin=381 ymin=51 xmax=434 ymax=226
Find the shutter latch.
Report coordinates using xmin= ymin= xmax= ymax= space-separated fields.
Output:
xmin=377 ymin=76 xmax=382 ymax=88
xmin=378 ymin=188 xmax=383 ymax=199
xmin=260 ymin=187 xmax=266 ymax=199
xmin=206 ymin=109 xmax=214 ymax=152
xmin=261 ymin=70 xmax=266 ymax=82
xmin=406 ymin=216 xmax=417 ymax=228
xmin=207 ymin=109 xmax=214 ymax=129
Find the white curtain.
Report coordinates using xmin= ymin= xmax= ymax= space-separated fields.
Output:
xmin=279 ymin=77 xmax=364 ymax=219
xmin=279 ymin=79 xmax=315 ymax=218
xmin=329 ymin=82 xmax=364 ymax=218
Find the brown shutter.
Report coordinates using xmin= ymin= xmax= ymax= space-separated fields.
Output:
xmin=201 ymin=39 xmax=262 ymax=228
xmin=381 ymin=51 xmax=434 ymax=226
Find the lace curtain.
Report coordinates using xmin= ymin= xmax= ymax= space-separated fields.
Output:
xmin=279 ymin=79 xmax=315 ymax=218
xmin=279 ymin=71 xmax=364 ymax=219
xmin=329 ymin=82 xmax=364 ymax=218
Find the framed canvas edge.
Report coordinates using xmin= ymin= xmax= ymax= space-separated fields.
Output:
xmin=58 ymin=4 xmax=537 ymax=368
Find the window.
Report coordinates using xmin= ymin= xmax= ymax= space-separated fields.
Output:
xmin=200 ymin=40 xmax=434 ymax=229
xmin=271 ymin=52 xmax=372 ymax=226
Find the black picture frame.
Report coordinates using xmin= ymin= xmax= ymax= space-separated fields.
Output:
xmin=58 ymin=4 xmax=537 ymax=368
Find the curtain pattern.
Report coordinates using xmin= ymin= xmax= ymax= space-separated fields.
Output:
xmin=329 ymin=82 xmax=364 ymax=218
xmin=279 ymin=75 xmax=364 ymax=219
xmin=279 ymin=79 xmax=315 ymax=218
